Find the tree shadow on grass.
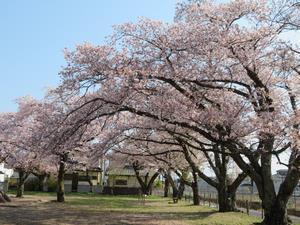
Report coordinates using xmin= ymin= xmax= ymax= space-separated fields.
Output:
xmin=0 ymin=195 xmax=259 ymax=225
xmin=0 ymin=200 xmax=217 ymax=225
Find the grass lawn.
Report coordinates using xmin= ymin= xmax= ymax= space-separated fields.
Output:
xmin=69 ymin=194 xmax=260 ymax=225
xmin=3 ymin=191 xmax=260 ymax=225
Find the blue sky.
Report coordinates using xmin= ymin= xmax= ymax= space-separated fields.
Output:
xmin=0 ymin=0 xmax=177 ymax=112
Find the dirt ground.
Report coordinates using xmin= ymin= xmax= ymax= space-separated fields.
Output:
xmin=0 ymin=196 xmax=185 ymax=225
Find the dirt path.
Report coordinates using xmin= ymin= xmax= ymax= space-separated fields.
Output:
xmin=0 ymin=196 xmax=185 ymax=225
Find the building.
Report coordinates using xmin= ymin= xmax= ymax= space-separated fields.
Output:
xmin=103 ymin=164 xmax=156 ymax=195
xmin=64 ymin=167 xmax=103 ymax=193
xmin=0 ymin=163 xmax=13 ymax=192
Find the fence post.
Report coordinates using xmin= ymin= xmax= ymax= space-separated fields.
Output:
xmin=261 ymin=202 xmax=264 ymax=219
xmin=294 ymin=192 xmax=297 ymax=211
xmin=216 ymin=193 xmax=218 ymax=210
xmin=246 ymin=200 xmax=249 ymax=215
xmin=209 ymin=193 xmax=211 ymax=207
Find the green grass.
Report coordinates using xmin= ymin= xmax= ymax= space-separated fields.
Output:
xmin=8 ymin=191 xmax=300 ymax=225
xmin=10 ymin=191 xmax=260 ymax=225
xmin=7 ymin=190 xmax=56 ymax=196
xmin=64 ymin=194 xmax=259 ymax=225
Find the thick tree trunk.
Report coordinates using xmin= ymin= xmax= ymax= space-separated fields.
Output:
xmin=263 ymin=200 xmax=290 ymax=225
xmin=16 ymin=170 xmax=27 ymax=198
xmin=230 ymin=137 xmax=298 ymax=224
xmin=217 ymin=187 xmax=236 ymax=212
xmin=57 ymin=161 xmax=65 ymax=202
xmin=164 ymin=176 xmax=169 ymax=197
xmin=262 ymin=161 xmax=300 ymax=225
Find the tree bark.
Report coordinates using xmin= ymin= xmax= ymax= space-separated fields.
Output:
xmin=57 ymin=161 xmax=65 ymax=202
xmin=16 ymin=170 xmax=28 ymax=198
xmin=145 ymin=172 xmax=160 ymax=195
xmin=177 ymin=179 xmax=185 ymax=200
xmin=164 ymin=175 xmax=169 ymax=197
xmin=217 ymin=186 xmax=237 ymax=212
xmin=133 ymin=162 xmax=160 ymax=195
xmin=262 ymin=157 xmax=300 ymax=225
xmin=191 ymin=183 xmax=200 ymax=205
xmin=166 ymin=170 xmax=178 ymax=198
xmin=228 ymin=138 xmax=298 ymax=224
xmin=264 ymin=200 xmax=290 ymax=225
xmin=0 ymin=191 xmax=11 ymax=202
xmin=87 ymin=175 xmax=93 ymax=193
xmin=71 ymin=172 xmax=79 ymax=192
xmin=191 ymin=171 xmax=200 ymax=205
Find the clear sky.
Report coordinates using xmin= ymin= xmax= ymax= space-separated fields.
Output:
xmin=0 ymin=0 xmax=177 ymax=112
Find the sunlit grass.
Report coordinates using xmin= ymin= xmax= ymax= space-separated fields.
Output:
xmin=64 ymin=194 xmax=259 ymax=225
xmin=11 ymin=191 xmax=260 ymax=225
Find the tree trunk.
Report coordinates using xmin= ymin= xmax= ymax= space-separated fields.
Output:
xmin=177 ymin=179 xmax=185 ymax=200
xmin=16 ymin=181 xmax=24 ymax=198
xmin=42 ymin=174 xmax=49 ymax=192
xmin=172 ymin=185 xmax=178 ymax=198
xmin=191 ymin=171 xmax=199 ymax=205
xmin=217 ymin=187 xmax=236 ymax=212
xmin=164 ymin=176 xmax=169 ymax=197
xmin=87 ymin=176 xmax=93 ymax=193
xmin=71 ymin=172 xmax=79 ymax=192
xmin=262 ymin=161 xmax=300 ymax=225
xmin=16 ymin=170 xmax=27 ymax=198
xmin=37 ymin=175 xmax=44 ymax=192
xmin=57 ymin=161 xmax=65 ymax=202
xmin=146 ymin=172 xmax=160 ymax=195
xmin=166 ymin=171 xmax=178 ymax=198
xmin=0 ymin=191 xmax=11 ymax=202
xmin=37 ymin=174 xmax=48 ymax=192
xmin=133 ymin=163 xmax=160 ymax=195
xmin=230 ymin=137 xmax=297 ymax=224
xmin=191 ymin=182 xmax=200 ymax=205
xmin=263 ymin=200 xmax=290 ymax=225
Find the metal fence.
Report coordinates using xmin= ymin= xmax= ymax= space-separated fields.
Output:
xmin=183 ymin=191 xmax=300 ymax=218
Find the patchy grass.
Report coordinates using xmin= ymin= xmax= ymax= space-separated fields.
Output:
xmin=4 ymin=192 xmax=260 ymax=225
xmin=64 ymin=194 xmax=260 ymax=225
xmin=7 ymin=190 xmax=56 ymax=196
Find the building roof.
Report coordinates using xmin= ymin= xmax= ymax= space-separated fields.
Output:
xmin=106 ymin=166 xmax=156 ymax=177
xmin=106 ymin=168 xmax=136 ymax=176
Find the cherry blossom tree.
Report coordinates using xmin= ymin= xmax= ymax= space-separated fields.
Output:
xmin=0 ymin=97 xmax=57 ymax=197
xmin=54 ymin=0 xmax=300 ymax=224
xmin=0 ymin=95 xmax=100 ymax=202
